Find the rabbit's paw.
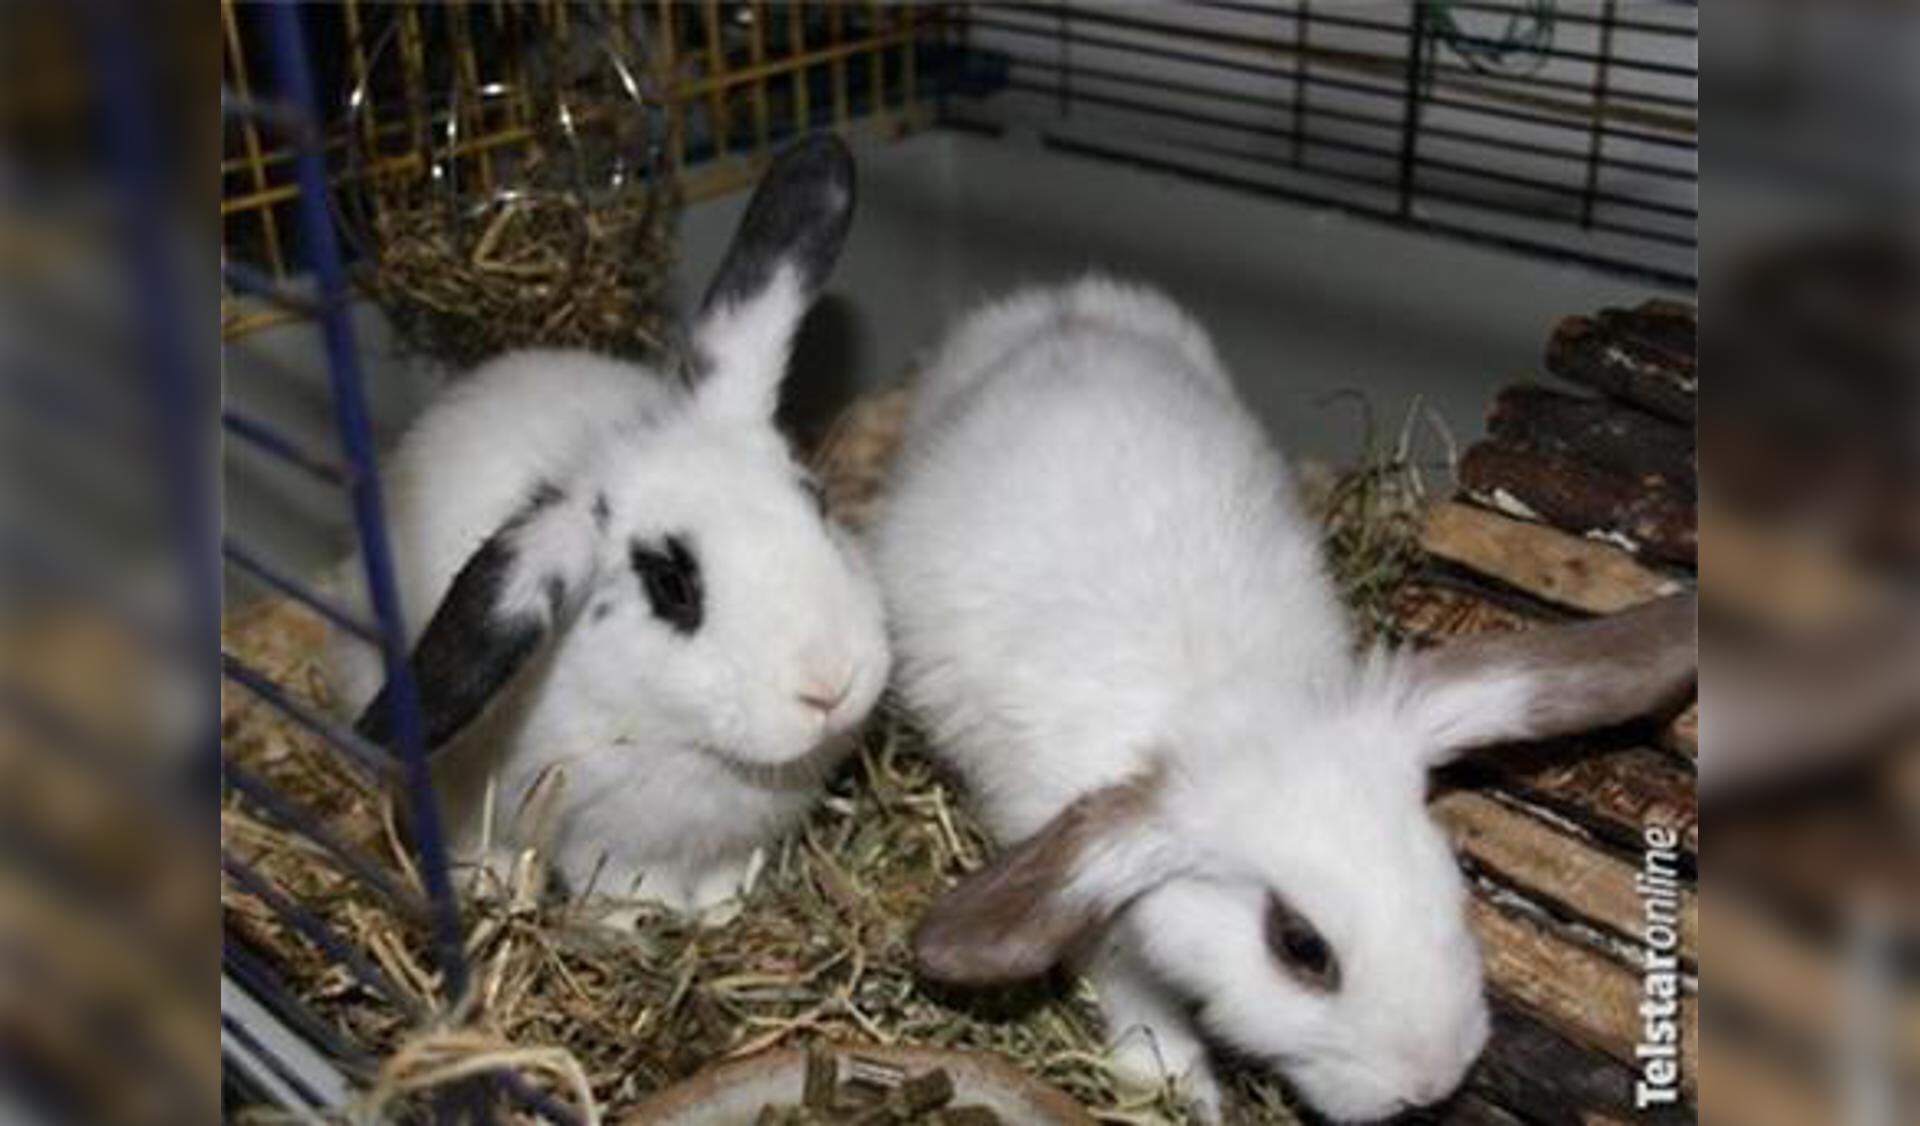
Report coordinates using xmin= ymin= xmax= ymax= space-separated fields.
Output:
xmin=686 ymin=849 xmax=764 ymax=926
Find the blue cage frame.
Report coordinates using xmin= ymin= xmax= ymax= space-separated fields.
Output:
xmin=218 ymin=7 xmax=495 ymax=1120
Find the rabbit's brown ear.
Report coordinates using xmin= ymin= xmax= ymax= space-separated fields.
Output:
xmin=1409 ymin=593 xmax=1697 ymax=766
xmin=691 ymin=134 xmax=855 ymax=423
xmin=913 ymin=768 xmax=1185 ymax=987
xmin=354 ymin=482 xmax=602 ymax=756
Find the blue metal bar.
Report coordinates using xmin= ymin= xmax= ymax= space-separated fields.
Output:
xmin=224 ymin=939 xmax=378 ymax=1079
xmin=222 ymin=851 xmax=428 ymax=1022
xmin=221 ymin=653 xmax=397 ymax=780
xmin=223 ymin=408 xmax=355 ymax=487
xmin=224 ymin=760 xmax=430 ymax=924
xmin=86 ymin=0 xmax=219 ymax=792
xmin=230 ymin=941 xmax=581 ymax=1123
xmin=263 ymin=3 xmax=469 ymax=1003
xmin=222 ymin=258 xmax=329 ymax=319
xmin=220 ymin=85 xmax=310 ymax=132
xmin=222 ymin=539 xmax=383 ymax=644
xmin=221 ymin=1013 xmax=333 ymax=1112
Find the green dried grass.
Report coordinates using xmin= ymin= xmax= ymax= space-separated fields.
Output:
xmin=1310 ymin=395 xmax=1456 ymax=642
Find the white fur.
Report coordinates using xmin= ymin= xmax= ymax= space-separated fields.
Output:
xmin=330 ymin=321 xmax=889 ymax=916
xmin=873 ymin=277 xmax=1500 ymax=1120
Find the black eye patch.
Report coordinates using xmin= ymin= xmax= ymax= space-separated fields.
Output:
xmin=1265 ymin=893 xmax=1340 ymax=992
xmin=629 ymin=534 xmax=703 ymax=635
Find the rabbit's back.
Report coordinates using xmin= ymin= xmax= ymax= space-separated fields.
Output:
xmin=878 ymin=280 xmax=1348 ymax=839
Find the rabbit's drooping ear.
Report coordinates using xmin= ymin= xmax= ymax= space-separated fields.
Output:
xmin=1409 ymin=592 xmax=1697 ymax=765
xmin=914 ymin=768 xmax=1189 ymax=987
xmin=690 ymin=133 xmax=856 ymax=423
xmin=355 ymin=482 xmax=602 ymax=756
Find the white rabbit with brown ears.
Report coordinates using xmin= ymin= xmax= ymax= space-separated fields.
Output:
xmin=872 ymin=276 xmax=1695 ymax=1121
xmin=330 ymin=136 xmax=890 ymax=922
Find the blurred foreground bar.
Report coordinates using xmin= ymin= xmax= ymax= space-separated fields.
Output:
xmin=1702 ymin=0 xmax=1920 ymax=1121
xmin=1 ymin=0 xmax=215 ymax=1122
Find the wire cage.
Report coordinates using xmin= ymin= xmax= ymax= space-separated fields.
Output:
xmin=948 ymin=2 xmax=1697 ymax=288
xmin=217 ymin=2 xmax=1697 ymax=1121
xmin=219 ymin=3 xmax=953 ymax=1120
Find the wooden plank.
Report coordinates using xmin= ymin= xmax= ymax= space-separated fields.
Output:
xmin=1468 ymin=898 xmax=1697 ymax=1096
xmin=1478 ymin=744 xmax=1699 ymax=857
xmin=1419 ymin=501 xmax=1686 ymax=615
xmin=1438 ymin=1090 xmax=1530 ymax=1126
xmin=1390 ymin=575 xmax=1546 ymax=641
xmin=1546 ymin=303 xmax=1696 ymax=422
xmin=1435 ymin=791 xmax=1696 ymax=958
xmin=1606 ymin=299 xmax=1698 ymax=367
xmin=1458 ymin=439 xmax=1696 ymax=567
xmin=1660 ymin=703 xmax=1697 ymax=760
xmin=1459 ymin=1000 xmax=1693 ymax=1126
xmin=1488 ymin=384 xmax=1695 ymax=496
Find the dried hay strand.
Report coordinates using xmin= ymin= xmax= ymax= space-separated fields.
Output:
xmin=359 ymin=176 xmax=680 ymax=371
xmin=220 ymin=388 xmax=1440 ymax=1124
xmin=1308 ymin=396 xmax=1457 ymax=641
xmin=337 ymin=7 xmax=684 ymax=372
xmin=222 ymin=605 xmax=1196 ymax=1122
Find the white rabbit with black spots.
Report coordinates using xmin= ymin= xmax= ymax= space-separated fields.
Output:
xmin=330 ymin=137 xmax=890 ymax=922
xmin=873 ymin=277 xmax=1695 ymax=1121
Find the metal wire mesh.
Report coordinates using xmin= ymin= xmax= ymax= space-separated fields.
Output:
xmin=943 ymin=1 xmax=1698 ymax=288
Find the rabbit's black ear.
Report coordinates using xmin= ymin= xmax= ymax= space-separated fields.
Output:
xmin=691 ymin=133 xmax=855 ymax=422
xmin=355 ymin=482 xmax=601 ymax=756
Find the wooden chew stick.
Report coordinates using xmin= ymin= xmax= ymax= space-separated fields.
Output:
xmin=1488 ymin=384 xmax=1695 ymax=496
xmin=1435 ymin=790 xmax=1697 ymax=957
xmin=1463 ymin=1001 xmax=1694 ymax=1125
xmin=1545 ymin=302 xmax=1697 ymax=422
xmin=1661 ymin=703 xmax=1697 ymax=760
xmin=1612 ymin=298 xmax=1699 ymax=362
xmin=1484 ymin=744 xmax=1699 ymax=856
xmin=1420 ymin=501 xmax=1687 ymax=615
xmin=1391 ymin=577 xmax=1545 ymax=641
xmin=1458 ymin=440 xmax=1697 ymax=567
xmin=1469 ymin=899 xmax=1698 ymax=1096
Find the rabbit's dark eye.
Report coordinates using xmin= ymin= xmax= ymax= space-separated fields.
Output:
xmin=1265 ymin=894 xmax=1340 ymax=991
xmin=629 ymin=534 xmax=703 ymax=635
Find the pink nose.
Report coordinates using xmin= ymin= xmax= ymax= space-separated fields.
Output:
xmin=797 ymin=674 xmax=851 ymax=715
